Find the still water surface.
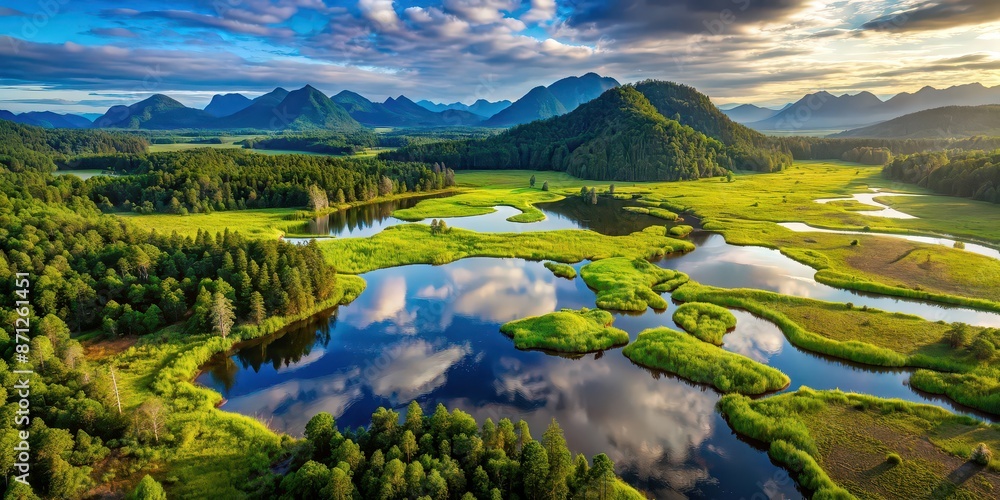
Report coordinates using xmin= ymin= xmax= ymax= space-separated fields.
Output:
xmin=199 ymin=197 xmax=999 ymax=499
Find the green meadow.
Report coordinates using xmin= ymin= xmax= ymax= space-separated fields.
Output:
xmin=719 ymin=388 xmax=1000 ymax=499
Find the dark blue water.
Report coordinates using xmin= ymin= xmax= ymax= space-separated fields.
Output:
xmin=198 ymin=198 xmax=1000 ymax=499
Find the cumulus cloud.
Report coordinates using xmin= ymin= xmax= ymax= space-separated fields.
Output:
xmin=2 ymin=0 xmax=998 ymax=111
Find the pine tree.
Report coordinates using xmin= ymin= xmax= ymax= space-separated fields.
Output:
xmin=210 ymin=291 xmax=235 ymax=338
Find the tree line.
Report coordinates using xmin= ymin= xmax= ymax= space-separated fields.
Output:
xmin=882 ymin=150 xmax=1000 ymax=203
xmin=80 ymin=148 xmax=455 ymax=214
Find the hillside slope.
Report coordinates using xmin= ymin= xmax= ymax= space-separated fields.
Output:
xmin=834 ymin=105 xmax=1000 ymax=139
xmin=390 ymin=86 xmax=745 ymax=181
xmin=93 ymin=95 xmax=215 ymax=129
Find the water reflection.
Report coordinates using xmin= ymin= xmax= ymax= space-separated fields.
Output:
xmin=662 ymin=233 xmax=1000 ymax=327
xmin=198 ymin=257 xmax=998 ymax=499
xmin=296 ymin=195 xmax=687 ymax=238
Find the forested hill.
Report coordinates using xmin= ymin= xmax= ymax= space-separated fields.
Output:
xmin=0 ymin=120 xmax=148 ymax=172
xmin=882 ymin=150 xmax=1000 ymax=203
xmin=834 ymin=105 xmax=1000 ymax=139
xmin=385 ymin=82 xmax=792 ymax=181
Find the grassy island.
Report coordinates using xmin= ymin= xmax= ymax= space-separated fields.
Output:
xmin=719 ymin=388 xmax=1000 ymax=499
xmin=668 ymin=224 xmax=694 ymax=237
xmin=672 ymin=302 xmax=737 ymax=345
xmin=623 ymin=327 xmax=790 ymax=394
xmin=622 ymin=205 xmax=679 ymax=221
xmin=544 ymin=261 xmax=578 ymax=279
xmin=500 ymin=308 xmax=630 ymax=353
xmin=580 ymin=257 xmax=689 ymax=311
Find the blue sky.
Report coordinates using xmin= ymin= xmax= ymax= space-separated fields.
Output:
xmin=0 ymin=0 xmax=998 ymax=113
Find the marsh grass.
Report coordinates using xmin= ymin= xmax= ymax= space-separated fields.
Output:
xmin=499 ymin=308 xmax=629 ymax=353
xmin=673 ymin=282 xmax=1000 ymax=415
xmin=622 ymin=206 xmax=679 ymax=221
xmin=718 ymin=388 xmax=1000 ymax=499
xmin=672 ymin=302 xmax=737 ymax=345
xmin=623 ymin=327 xmax=790 ymax=394
xmin=543 ymin=261 xmax=577 ymax=279
xmin=320 ymin=224 xmax=694 ymax=274
xmin=668 ymin=225 xmax=694 ymax=237
xmin=579 ymin=257 xmax=689 ymax=311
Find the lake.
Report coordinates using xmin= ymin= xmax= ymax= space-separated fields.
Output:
xmin=198 ymin=196 xmax=1000 ymax=499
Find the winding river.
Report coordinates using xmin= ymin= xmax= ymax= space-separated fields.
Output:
xmin=199 ymin=196 xmax=1000 ymax=499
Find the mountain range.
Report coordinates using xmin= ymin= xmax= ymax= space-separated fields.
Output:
xmin=483 ymin=73 xmax=620 ymax=127
xmin=415 ymin=99 xmax=512 ymax=118
xmin=743 ymin=83 xmax=1000 ymax=131
xmin=721 ymin=104 xmax=788 ymax=124
xmin=5 ymin=78 xmax=1000 ymax=135
xmin=0 ymin=111 xmax=92 ymax=129
xmin=833 ymin=105 xmax=1000 ymax=139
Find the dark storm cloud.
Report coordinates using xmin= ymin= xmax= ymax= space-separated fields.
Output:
xmin=859 ymin=0 xmax=1000 ymax=33
xmin=560 ymin=0 xmax=811 ymax=39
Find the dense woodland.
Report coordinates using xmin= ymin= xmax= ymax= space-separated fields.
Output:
xmin=882 ymin=150 xmax=1000 ymax=203
xmin=81 ymin=149 xmax=455 ymax=214
xmin=251 ymin=402 xmax=637 ymax=499
xmin=775 ymin=136 xmax=1000 ymax=163
xmin=0 ymin=168 xmax=342 ymax=498
xmin=0 ymin=121 xmax=148 ymax=172
xmin=240 ymin=131 xmax=379 ymax=154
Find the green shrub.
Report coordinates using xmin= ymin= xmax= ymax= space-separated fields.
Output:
xmin=850 ymin=239 xmax=860 ymax=246
xmin=972 ymin=443 xmax=993 ymax=466
xmin=886 ymin=453 xmax=903 ymax=465
xmin=672 ymin=302 xmax=737 ymax=345
xmin=954 ymin=241 xmax=966 ymax=250
xmin=972 ymin=337 xmax=997 ymax=361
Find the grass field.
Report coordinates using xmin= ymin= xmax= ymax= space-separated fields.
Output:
xmin=719 ymin=388 xmax=1000 ymax=499
xmin=624 ymin=327 xmax=790 ymax=394
xmin=117 ymin=208 xmax=305 ymax=239
xmin=499 ymin=308 xmax=629 ymax=353
xmin=713 ymin=219 xmax=1000 ymax=310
